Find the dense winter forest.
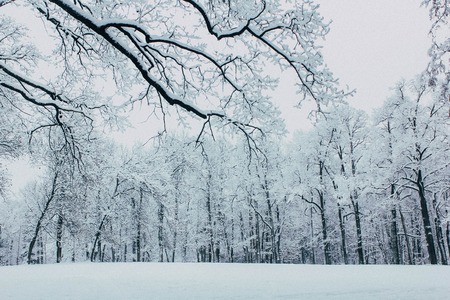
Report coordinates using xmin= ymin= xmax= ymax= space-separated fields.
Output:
xmin=0 ymin=0 xmax=449 ymax=268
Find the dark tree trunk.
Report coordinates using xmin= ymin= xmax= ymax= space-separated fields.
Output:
xmin=435 ymin=216 xmax=447 ymax=265
xmin=275 ymin=204 xmax=282 ymax=263
xmin=351 ymin=195 xmax=364 ymax=264
xmin=318 ymin=161 xmax=331 ymax=265
xmin=239 ymin=212 xmax=247 ymax=263
xmin=56 ymin=214 xmax=63 ymax=263
xmin=172 ymin=195 xmax=179 ymax=263
xmin=229 ymin=205 xmax=235 ymax=263
xmin=135 ymin=190 xmax=143 ymax=262
xmin=446 ymin=220 xmax=450 ymax=261
xmin=413 ymin=211 xmax=424 ymax=263
xmin=111 ymin=246 xmax=115 ymax=262
xmin=214 ymin=246 xmax=220 ymax=262
xmin=263 ymin=178 xmax=278 ymax=264
xmin=97 ymin=238 xmax=102 ymax=262
xmin=389 ymin=208 xmax=400 ymax=264
xmin=38 ymin=234 xmax=44 ymax=264
xmin=206 ymin=178 xmax=214 ymax=263
xmin=136 ymin=219 xmax=141 ymax=262
xmin=319 ymin=192 xmax=331 ymax=265
xmin=310 ymin=207 xmax=316 ymax=264
xmin=389 ymin=185 xmax=400 ymax=264
xmin=90 ymin=215 xmax=107 ymax=262
xmin=158 ymin=202 xmax=164 ymax=263
xmin=255 ymin=209 xmax=261 ymax=263
xmin=337 ymin=203 xmax=348 ymax=264
xmin=433 ymin=194 xmax=447 ymax=265
xmin=27 ymin=172 xmax=58 ymax=264
xmin=416 ymin=170 xmax=438 ymax=264
xmin=399 ymin=207 xmax=413 ymax=264
xmin=248 ymin=210 xmax=253 ymax=263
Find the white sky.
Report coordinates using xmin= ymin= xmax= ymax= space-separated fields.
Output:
xmin=315 ymin=0 xmax=431 ymax=111
xmin=3 ymin=1 xmax=433 ymax=192
xmin=115 ymin=0 xmax=433 ymax=139
xmin=264 ymin=0 xmax=433 ymax=134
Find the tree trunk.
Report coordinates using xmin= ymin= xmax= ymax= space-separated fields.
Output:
xmin=136 ymin=218 xmax=141 ymax=263
xmin=337 ymin=203 xmax=348 ymax=264
xmin=416 ymin=170 xmax=438 ymax=264
xmin=206 ymin=177 xmax=214 ymax=263
xmin=56 ymin=214 xmax=63 ymax=263
xmin=158 ymin=202 xmax=164 ymax=263
xmin=318 ymin=161 xmax=331 ymax=265
xmin=446 ymin=221 xmax=450 ymax=261
xmin=389 ymin=208 xmax=400 ymax=264
xmin=28 ymin=217 xmax=43 ymax=264
xmin=27 ymin=172 xmax=58 ymax=264
xmin=264 ymin=178 xmax=277 ymax=263
xmin=171 ymin=195 xmax=179 ymax=263
xmin=136 ymin=189 xmax=143 ymax=263
xmin=317 ymin=191 xmax=331 ymax=265
xmin=351 ymin=195 xmax=364 ymax=264
xmin=433 ymin=193 xmax=447 ymax=265
xmin=389 ymin=185 xmax=400 ymax=264
xmin=310 ymin=207 xmax=316 ymax=264
xmin=255 ymin=208 xmax=261 ymax=263
xmin=247 ymin=209 xmax=253 ymax=263
xmin=38 ymin=234 xmax=44 ymax=264
xmin=275 ymin=204 xmax=282 ymax=263
xmin=90 ymin=215 xmax=107 ymax=262
xmin=399 ymin=207 xmax=413 ymax=264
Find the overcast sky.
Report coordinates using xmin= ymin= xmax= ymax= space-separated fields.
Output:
xmin=114 ymin=0 xmax=434 ymax=138
xmin=316 ymin=0 xmax=431 ymax=110
xmin=4 ymin=1 xmax=434 ymax=192
xmin=1 ymin=0 xmax=433 ymax=134
xmin=272 ymin=0 xmax=433 ymax=133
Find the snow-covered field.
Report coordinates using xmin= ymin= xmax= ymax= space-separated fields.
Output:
xmin=0 ymin=263 xmax=449 ymax=299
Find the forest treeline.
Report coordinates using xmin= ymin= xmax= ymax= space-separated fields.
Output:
xmin=0 ymin=0 xmax=449 ymax=266
xmin=1 ymin=78 xmax=448 ymax=266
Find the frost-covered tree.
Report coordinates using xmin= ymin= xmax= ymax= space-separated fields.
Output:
xmin=373 ymin=77 xmax=449 ymax=265
xmin=328 ymin=105 xmax=370 ymax=265
xmin=1 ymin=0 xmax=343 ymax=150
xmin=289 ymin=121 xmax=337 ymax=265
xmin=421 ymin=0 xmax=450 ymax=89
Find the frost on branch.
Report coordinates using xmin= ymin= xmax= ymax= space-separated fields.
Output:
xmin=421 ymin=0 xmax=450 ymax=91
xmin=9 ymin=0 xmax=344 ymax=140
xmin=0 ymin=16 xmax=110 ymax=161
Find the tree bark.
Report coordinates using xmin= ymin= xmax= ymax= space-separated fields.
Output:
xmin=56 ymin=214 xmax=63 ymax=263
xmin=399 ymin=207 xmax=413 ymax=264
xmin=310 ymin=207 xmax=316 ymax=264
xmin=158 ymin=202 xmax=164 ymax=263
xmin=416 ymin=170 xmax=438 ymax=264
xmin=389 ymin=207 xmax=400 ymax=264
xmin=27 ymin=172 xmax=58 ymax=264
xmin=171 ymin=195 xmax=179 ymax=263
xmin=136 ymin=188 xmax=143 ymax=263
xmin=337 ymin=203 xmax=348 ymax=264
xmin=351 ymin=194 xmax=364 ymax=264
xmin=433 ymin=193 xmax=447 ymax=265
xmin=90 ymin=214 xmax=107 ymax=262
xmin=446 ymin=220 xmax=450 ymax=261
xmin=319 ymin=191 xmax=331 ymax=264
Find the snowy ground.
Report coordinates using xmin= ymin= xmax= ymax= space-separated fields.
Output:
xmin=0 ymin=263 xmax=449 ymax=299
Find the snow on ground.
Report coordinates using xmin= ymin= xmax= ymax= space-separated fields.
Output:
xmin=0 ymin=263 xmax=449 ymax=299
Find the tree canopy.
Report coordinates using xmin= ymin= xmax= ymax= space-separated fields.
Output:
xmin=1 ymin=0 xmax=345 ymax=154
xmin=0 ymin=0 xmax=449 ymax=268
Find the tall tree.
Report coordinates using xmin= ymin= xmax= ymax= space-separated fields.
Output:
xmin=1 ymin=0 xmax=344 ymax=148
xmin=374 ymin=78 xmax=449 ymax=264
